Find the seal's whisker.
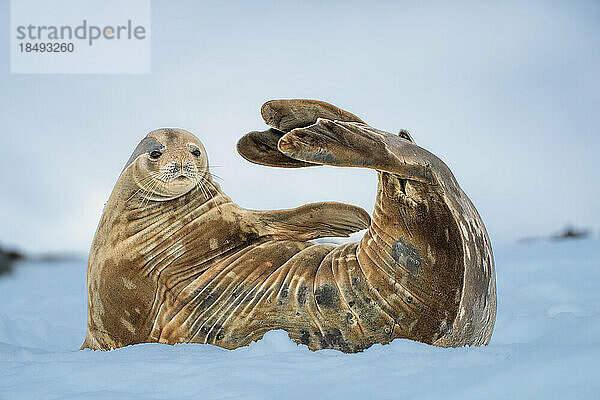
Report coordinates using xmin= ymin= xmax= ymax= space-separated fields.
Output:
xmin=197 ymin=178 xmax=210 ymax=201
xmin=144 ymin=179 xmax=162 ymax=206
xmin=208 ymin=172 xmax=224 ymax=182
xmin=199 ymin=177 xmax=223 ymax=213
xmin=157 ymin=179 xmax=168 ymax=201
xmin=127 ymin=186 xmax=146 ymax=203
xmin=127 ymin=175 xmax=154 ymax=203
xmin=197 ymin=176 xmax=221 ymax=212
xmin=203 ymin=177 xmax=221 ymax=195
xmin=128 ymin=173 xmax=162 ymax=205
xmin=140 ymin=173 xmax=165 ymax=207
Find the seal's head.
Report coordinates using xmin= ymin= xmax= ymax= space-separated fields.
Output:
xmin=124 ymin=128 xmax=209 ymax=202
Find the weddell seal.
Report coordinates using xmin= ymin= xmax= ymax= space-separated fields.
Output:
xmin=82 ymin=99 xmax=496 ymax=352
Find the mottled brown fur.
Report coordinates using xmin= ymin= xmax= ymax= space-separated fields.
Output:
xmin=82 ymin=100 xmax=496 ymax=352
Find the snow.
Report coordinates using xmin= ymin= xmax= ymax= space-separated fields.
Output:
xmin=1 ymin=238 xmax=599 ymax=399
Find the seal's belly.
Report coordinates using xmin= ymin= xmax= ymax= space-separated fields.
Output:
xmin=147 ymin=239 xmax=356 ymax=350
xmin=150 ymin=233 xmax=448 ymax=352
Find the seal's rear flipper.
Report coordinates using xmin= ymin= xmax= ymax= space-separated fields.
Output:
xmin=237 ymin=129 xmax=318 ymax=168
xmin=238 ymin=99 xmax=364 ymax=168
xmin=261 ymin=99 xmax=365 ymax=132
xmin=255 ymin=202 xmax=370 ymax=241
xmin=279 ymin=119 xmax=437 ymax=185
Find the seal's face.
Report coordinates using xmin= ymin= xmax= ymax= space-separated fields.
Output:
xmin=126 ymin=128 xmax=209 ymax=202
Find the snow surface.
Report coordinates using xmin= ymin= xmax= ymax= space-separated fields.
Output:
xmin=1 ymin=238 xmax=599 ymax=399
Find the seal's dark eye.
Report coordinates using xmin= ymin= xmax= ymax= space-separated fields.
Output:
xmin=150 ymin=150 xmax=162 ymax=159
xmin=191 ymin=149 xmax=201 ymax=157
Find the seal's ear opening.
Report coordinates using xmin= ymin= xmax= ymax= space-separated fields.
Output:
xmin=236 ymin=129 xmax=318 ymax=168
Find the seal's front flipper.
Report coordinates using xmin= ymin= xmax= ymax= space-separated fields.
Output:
xmin=261 ymin=99 xmax=364 ymax=132
xmin=237 ymin=128 xmax=318 ymax=168
xmin=279 ymin=119 xmax=437 ymax=185
xmin=254 ymin=202 xmax=370 ymax=241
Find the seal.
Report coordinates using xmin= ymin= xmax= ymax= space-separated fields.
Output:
xmin=82 ymin=100 xmax=496 ymax=352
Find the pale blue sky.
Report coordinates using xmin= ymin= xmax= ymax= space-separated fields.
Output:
xmin=1 ymin=0 xmax=599 ymax=253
